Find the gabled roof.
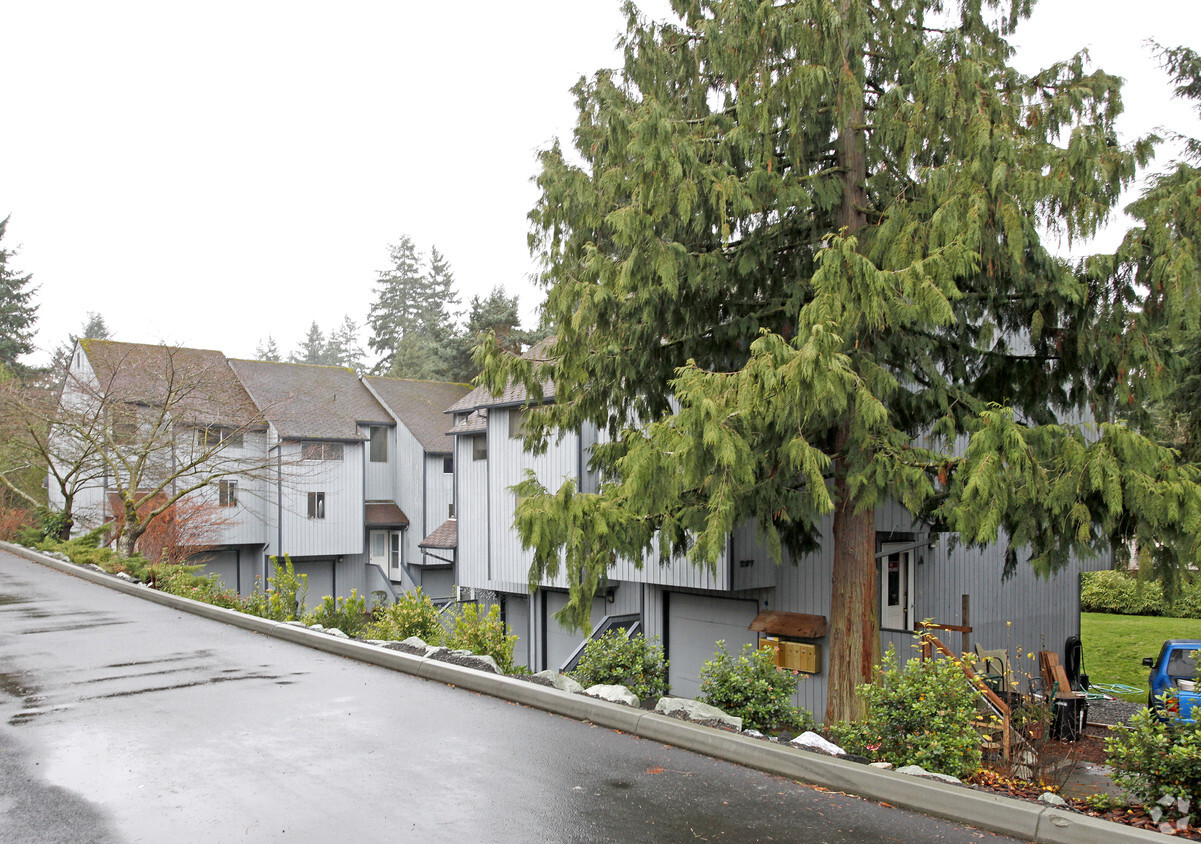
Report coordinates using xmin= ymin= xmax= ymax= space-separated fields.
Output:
xmin=228 ymin=359 xmax=392 ymax=441
xmin=447 ymin=409 xmax=487 ymax=437
xmin=419 ymin=517 xmax=457 ymax=550
xmin=364 ymin=376 xmax=471 ymax=453
xmin=445 ymin=337 xmax=556 ymax=414
xmin=78 ymin=340 xmax=261 ymax=429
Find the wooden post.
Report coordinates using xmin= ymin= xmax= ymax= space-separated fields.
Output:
xmin=961 ymin=594 xmax=971 ymax=658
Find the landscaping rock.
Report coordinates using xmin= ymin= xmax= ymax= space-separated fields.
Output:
xmin=115 ymin=572 xmax=140 ymax=583
xmin=438 ymin=653 xmax=501 ymax=674
xmin=531 ymin=670 xmax=585 ymax=694
xmin=424 ymin=646 xmax=451 ymax=659
xmin=790 ymin=731 xmax=846 ymax=757
xmin=1038 ymin=792 xmax=1067 ymax=807
xmin=401 ymin=636 xmax=428 ymax=649
xmin=870 ymin=762 xmax=894 ymax=770
xmin=308 ymin=624 xmax=325 ymax=631
xmin=49 ymin=552 xmax=72 ymax=563
xmin=654 ymin=697 xmax=741 ymax=731
xmin=743 ymin=729 xmax=765 ymax=739
xmin=896 ymin=765 xmax=962 ymax=785
xmin=85 ymin=563 xmax=105 ymax=572
xmin=584 ymin=684 xmax=640 ymax=707
xmin=325 ymin=628 xmax=349 ymax=639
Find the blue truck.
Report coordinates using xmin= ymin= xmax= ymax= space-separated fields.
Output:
xmin=1143 ymin=640 xmax=1201 ymax=722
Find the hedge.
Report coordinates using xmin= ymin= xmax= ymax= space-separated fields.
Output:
xmin=1081 ymin=570 xmax=1201 ymax=618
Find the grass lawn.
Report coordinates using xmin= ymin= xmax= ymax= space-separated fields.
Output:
xmin=1082 ymin=612 xmax=1201 ymax=702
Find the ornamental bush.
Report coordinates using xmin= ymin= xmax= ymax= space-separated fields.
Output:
xmin=304 ymin=590 xmax=369 ymax=636
xmin=571 ymin=630 xmax=669 ymax=701
xmin=839 ymin=644 xmax=982 ymax=780
xmin=699 ymin=641 xmax=807 ymax=732
xmin=447 ymin=603 xmax=518 ymax=674
xmin=1107 ymin=701 xmax=1201 ymax=823
xmin=1080 ymin=570 xmax=1167 ymax=616
xmin=365 ymin=587 xmax=445 ymax=645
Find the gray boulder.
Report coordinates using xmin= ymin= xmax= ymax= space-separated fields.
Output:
xmin=1038 ymin=792 xmax=1067 ymax=807
xmin=325 ymin=628 xmax=349 ymax=639
xmin=532 ymin=670 xmax=585 ymax=694
xmin=424 ymin=645 xmax=451 ymax=659
xmin=585 ymin=684 xmax=640 ymax=707
xmin=655 ymin=697 xmax=742 ymax=731
xmin=790 ymin=731 xmax=846 ymax=757
xmin=401 ymin=636 xmax=429 ymax=649
xmin=451 ymin=654 xmax=502 ymax=674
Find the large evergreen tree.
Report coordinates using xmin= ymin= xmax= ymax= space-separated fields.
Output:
xmin=290 ymin=322 xmax=336 ymax=365
xmin=0 ymin=216 xmax=38 ymax=371
xmin=327 ymin=315 xmax=367 ymax=371
xmin=50 ymin=312 xmax=111 ymax=376
xmin=444 ymin=285 xmax=533 ymax=383
xmin=254 ymin=335 xmax=283 ymax=362
xmin=482 ymin=0 xmax=1201 ymax=721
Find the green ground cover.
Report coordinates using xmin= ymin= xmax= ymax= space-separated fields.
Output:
xmin=1081 ymin=612 xmax=1201 ymax=702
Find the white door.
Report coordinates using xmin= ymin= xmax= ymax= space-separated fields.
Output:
xmin=369 ymin=530 xmax=389 ymax=573
xmin=880 ymin=545 xmax=915 ymax=631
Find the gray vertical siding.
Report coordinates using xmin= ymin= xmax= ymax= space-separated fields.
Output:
xmin=455 ymin=433 xmax=489 ymax=590
xmin=278 ymin=441 xmax=364 ymax=556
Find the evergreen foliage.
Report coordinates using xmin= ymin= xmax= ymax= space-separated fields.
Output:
xmin=698 ymin=641 xmax=808 ymax=732
xmin=291 ymin=321 xmax=336 ymax=365
xmin=327 ymin=315 xmax=366 ymax=370
xmin=444 ymin=285 xmax=536 ymax=383
xmin=367 ymin=236 xmax=462 ymax=379
xmin=482 ymin=2 xmax=1201 ymax=721
xmin=0 ymin=216 xmax=38 ymax=371
xmin=570 ymin=629 xmax=669 ymax=701
xmin=254 ymin=335 xmax=282 ymax=362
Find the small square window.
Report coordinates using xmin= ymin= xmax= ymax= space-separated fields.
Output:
xmin=307 ymin=491 xmax=326 ymax=519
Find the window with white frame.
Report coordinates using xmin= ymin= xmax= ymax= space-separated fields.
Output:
xmin=198 ymin=426 xmax=243 ymax=449
xmin=302 ymin=442 xmax=344 ymax=461
xmin=307 ymin=491 xmax=326 ymax=519
xmin=218 ymin=479 xmax=238 ymax=507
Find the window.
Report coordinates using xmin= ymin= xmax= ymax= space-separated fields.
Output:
xmin=390 ymin=532 xmax=401 ymax=570
xmin=443 ymin=455 xmax=453 ymax=474
xmin=302 ymin=442 xmax=344 ymax=461
xmin=218 ymin=480 xmax=238 ymax=507
xmin=369 ymin=426 xmax=388 ymax=462
xmin=198 ymin=426 xmax=243 ymax=449
xmin=509 ymin=408 xmax=527 ymax=440
xmin=472 ymin=435 xmax=487 ymax=461
xmin=307 ymin=491 xmax=326 ymax=519
xmin=111 ymin=422 xmax=137 ymax=444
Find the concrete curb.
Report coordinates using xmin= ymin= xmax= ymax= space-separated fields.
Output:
xmin=2 ymin=542 xmax=1167 ymax=844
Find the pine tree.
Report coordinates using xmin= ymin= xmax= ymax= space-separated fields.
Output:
xmin=50 ymin=312 xmax=111 ymax=375
xmin=368 ymin=236 xmax=428 ymax=375
xmin=254 ymin=336 xmax=282 ymax=362
xmin=481 ymin=1 xmax=1201 ymax=722
xmin=445 ymin=285 xmax=532 ymax=383
xmin=0 ymin=216 xmax=38 ymax=371
xmin=291 ymin=322 xmax=334 ymax=365
xmin=327 ymin=315 xmax=366 ymax=371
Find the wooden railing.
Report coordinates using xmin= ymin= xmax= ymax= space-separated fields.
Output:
xmin=918 ymin=629 xmax=1013 ymax=760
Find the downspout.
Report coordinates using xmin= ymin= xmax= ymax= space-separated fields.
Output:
xmin=273 ymin=435 xmax=283 ymax=586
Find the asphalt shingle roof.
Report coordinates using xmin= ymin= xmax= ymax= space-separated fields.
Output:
xmin=79 ymin=340 xmax=261 ymax=429
xmin=364 ymin=376 xmax=471 ymax=453
xmin=228 ymin=359 xmax=392 ymax=440
xmin=445 ymin=338 xmax=557 ymax=414
xmin=419 ymin=517 xmax=457 ymax=550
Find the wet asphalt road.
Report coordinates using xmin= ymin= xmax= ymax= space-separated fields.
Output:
xmin=0 ymin=551 xmax=1024 ymax=843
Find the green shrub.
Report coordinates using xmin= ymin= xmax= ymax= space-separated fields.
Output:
xmin=838 ymin=644 xmax=982 ymax=780
xmin=304 ymin=590 xmax=368 ymax=635
xmin=570 ymin=630 xmax=669 ymax=701
xmin=265 ymin=555 xmax=307 ymax=621
xmin=365 ymin=587 xmax=444 ymax=644
xmin=698 ymin=640 xmax=808 ymax=732
xmin=1106 ymin=701 xmax=1201 ymax=822
xmin=1081 ymin=570 xmax=1165 ymax=616
xmin=447 ymin=603 xmax=518 ymax=674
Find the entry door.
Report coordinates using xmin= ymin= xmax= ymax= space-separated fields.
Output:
xmin=369 ymin=530 xmax=389 ymax=573
xmin=880 ymin=545 xmax=915 ymax=631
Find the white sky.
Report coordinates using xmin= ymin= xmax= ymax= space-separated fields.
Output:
xmin=1 ymin=0 xmax=1198 ymax=367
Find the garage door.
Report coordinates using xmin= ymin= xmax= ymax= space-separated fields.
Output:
xmin=292 ymin=560 xmax=335 ymax=611
xmin=667 ymin=593 xmax=759 ymax=700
